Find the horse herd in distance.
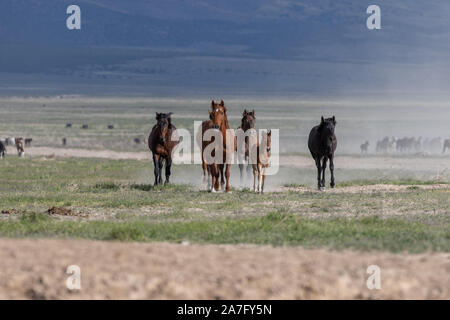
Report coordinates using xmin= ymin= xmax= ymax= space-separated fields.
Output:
xmin=361 ymin=136 xmax=450 ymax=155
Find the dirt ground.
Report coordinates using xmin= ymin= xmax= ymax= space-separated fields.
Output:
xmin=0 ymin=238 xmax=448 ymax=299
xmin=9 ymin=146 xmax=448 ymax=172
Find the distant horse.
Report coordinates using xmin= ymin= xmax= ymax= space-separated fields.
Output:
xmin=134 ymin=138 xmax=141 ymax=144
xmin=66 ymin=123 xmax=72 ymax=128
xmin=148 ymin=112 xmax=178 ymax=185
xmin=376 ymin=137 xmax=390 ymax=153
xmin=360 ymin=140 xmax=369 ymax=154
xmin=0 ymin=140 xmax=5 ymax=158
xmin=201 ymin=100 xmax=233 ymax=193
xmin=238 ymin=109 xmax=256 ymax=182
xmin=62 ymin=138 xmax=67 ymax=146
xmin=15 ymin=138 xmax=25 ymax=157
xmin=81 ymin=124 xmax=88 ymax=129
xmin=443 ymin=139 xmax=450 ymax=154
xmin=25 ymin=138 xmax=33 ymax=147
xmin=107 ymin=125 xmax=114 ymax=130
xmin=308 ymin=116 xmax=337 ymax=190
xmin=252 ymin=130 xmax=271 ymax=193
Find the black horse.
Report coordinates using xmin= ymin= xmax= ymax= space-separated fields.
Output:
xmin=308 ymin=116 xmax=337 ymax=190
xmin=148 ymin=112 xmax=178 ymax=186
xmin=0 ymin=140 xmax=6 ymax=158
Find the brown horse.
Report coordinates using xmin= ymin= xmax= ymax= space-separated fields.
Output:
xmin=15 ymin=138 xmax=25 ymax=157
xmin=252 ymin=130 xmax=271 ymax=193
xmin=201 ymin=100 xmax=233 ymax=192
xmin=148 ymin=112 xmax=178 ymax=185
xmin=237 ymin=109 xmax=256 ymax=183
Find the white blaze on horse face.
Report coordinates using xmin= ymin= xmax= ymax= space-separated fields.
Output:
xmin=171 ymin=128 xmax=191 ymax=164
xmin=203 ymin=128 xmax=223 ymax=165
xmin=260 ymin=129 xmax=279 ymax=176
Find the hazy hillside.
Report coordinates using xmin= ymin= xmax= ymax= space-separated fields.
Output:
xmin=1 ymin=0 xmax=450 ymax=97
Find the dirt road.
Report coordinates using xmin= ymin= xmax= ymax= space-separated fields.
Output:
xmin=0 ymin=238 xmax=448 ymax=299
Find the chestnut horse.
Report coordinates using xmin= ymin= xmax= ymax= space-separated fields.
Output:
xmin=251 ymin=130 xmax=271 ymax=193
xmin=201 ymin=100 xmax=233 ymax=192
xmin=308 ymin=116 xmax=337 ymax=190
xmin=148 ymin=112 xmax=178 ymax=185
xmin=237 ymin=109 xmax=256 ymax=183
xmin=15 ymin=138 xmax=25 ymax=157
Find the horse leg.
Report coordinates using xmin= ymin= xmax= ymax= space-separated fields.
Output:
xmin=158 ymin=159 xmax=164 ymax=185
xmin=209 ymin=165 xmax=216 ymax=193
xmin=261 ymin=167 xmax=266 ymax=194
xmin=252 ymin=164 xmax=257 ymax=192
xmin=329 ymin=154 xmax=335 ymax=188
xmin=321 ymin=157 xmax=327 ymax=188
xmin=207 ymin=166 xmax=211 ymax=190
xmin=225 ymin=164 xmax=231 ymax=193
xmin=315 ymin=157 xmax=322 ymax=190
xmin=152 ymin=154 xmax=159 ymax=186
xmin=219 ymin=164 xmax=225 ymax=191
xmin=239 ymin=164 xmax=244 ymax=184
xmin=202 ymin=159 xmax=207 ymax=183
xmin=165 ymin=158 xmax=172 ymax=184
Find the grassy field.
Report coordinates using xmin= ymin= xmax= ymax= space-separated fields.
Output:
xmin=0 ymin=156 xmax=448 ymax=253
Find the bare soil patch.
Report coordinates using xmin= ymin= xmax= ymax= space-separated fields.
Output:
xmin=46 ymin=207 xmax=87 ymax=218
xmin=281 ymin=184 xmax=450 ymax=194
xmin=0 ymin=238 xmax=448 ymax=299
xmin=1 ymin=209 xmax=21 ymax=215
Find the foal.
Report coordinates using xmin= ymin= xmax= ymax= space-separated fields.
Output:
xmin=252 ymin=130 xmax=271 ymax=193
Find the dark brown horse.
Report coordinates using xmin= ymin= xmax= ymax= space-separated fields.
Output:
xmin=201 ymin=100 xmax=233 ymax=192
xmin=237 ymin=109 xmax=256 ymax=183
xmin=148 ymin=112 xmax=178 ymax=185
xmin=308 ymin=116 xmax=337 ymax=190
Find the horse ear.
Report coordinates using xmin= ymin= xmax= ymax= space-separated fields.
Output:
xmin=243 ymin=109 xmax=247 ymax=116
xmin=211 ymin=100 xmax=215 ymax=109
xmin=332 ymin=115 xmax=336 ymax=125
xmin=267 ymin=129 xmax=271 ymax=136
xmin=321 ymin=116 xmax=325 ymax=124
xmin=220 ymin=100 xmax=224 ymax=106
xmin=156 ymin=112 xmax=161 ymax=120
xmin=252 ymin=109 xmax=255 ymax=116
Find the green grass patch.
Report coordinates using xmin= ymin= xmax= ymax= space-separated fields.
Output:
xmin=0 ymin=213 xmax=448 ymax=253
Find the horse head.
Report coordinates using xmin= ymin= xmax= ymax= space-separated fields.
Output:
xmin=209 ymin=100 xmax=228 ymax=130
xmin=241 ymin=109 xmax=256 ymax=131
xmin=155 ymin=112 xmax=173 ymax=144
xmin=319 ymin=116 xmax=336 ymax=152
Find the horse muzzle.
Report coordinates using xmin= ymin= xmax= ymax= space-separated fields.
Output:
xmin=212 ymin=124 xmax=220 ymax=129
